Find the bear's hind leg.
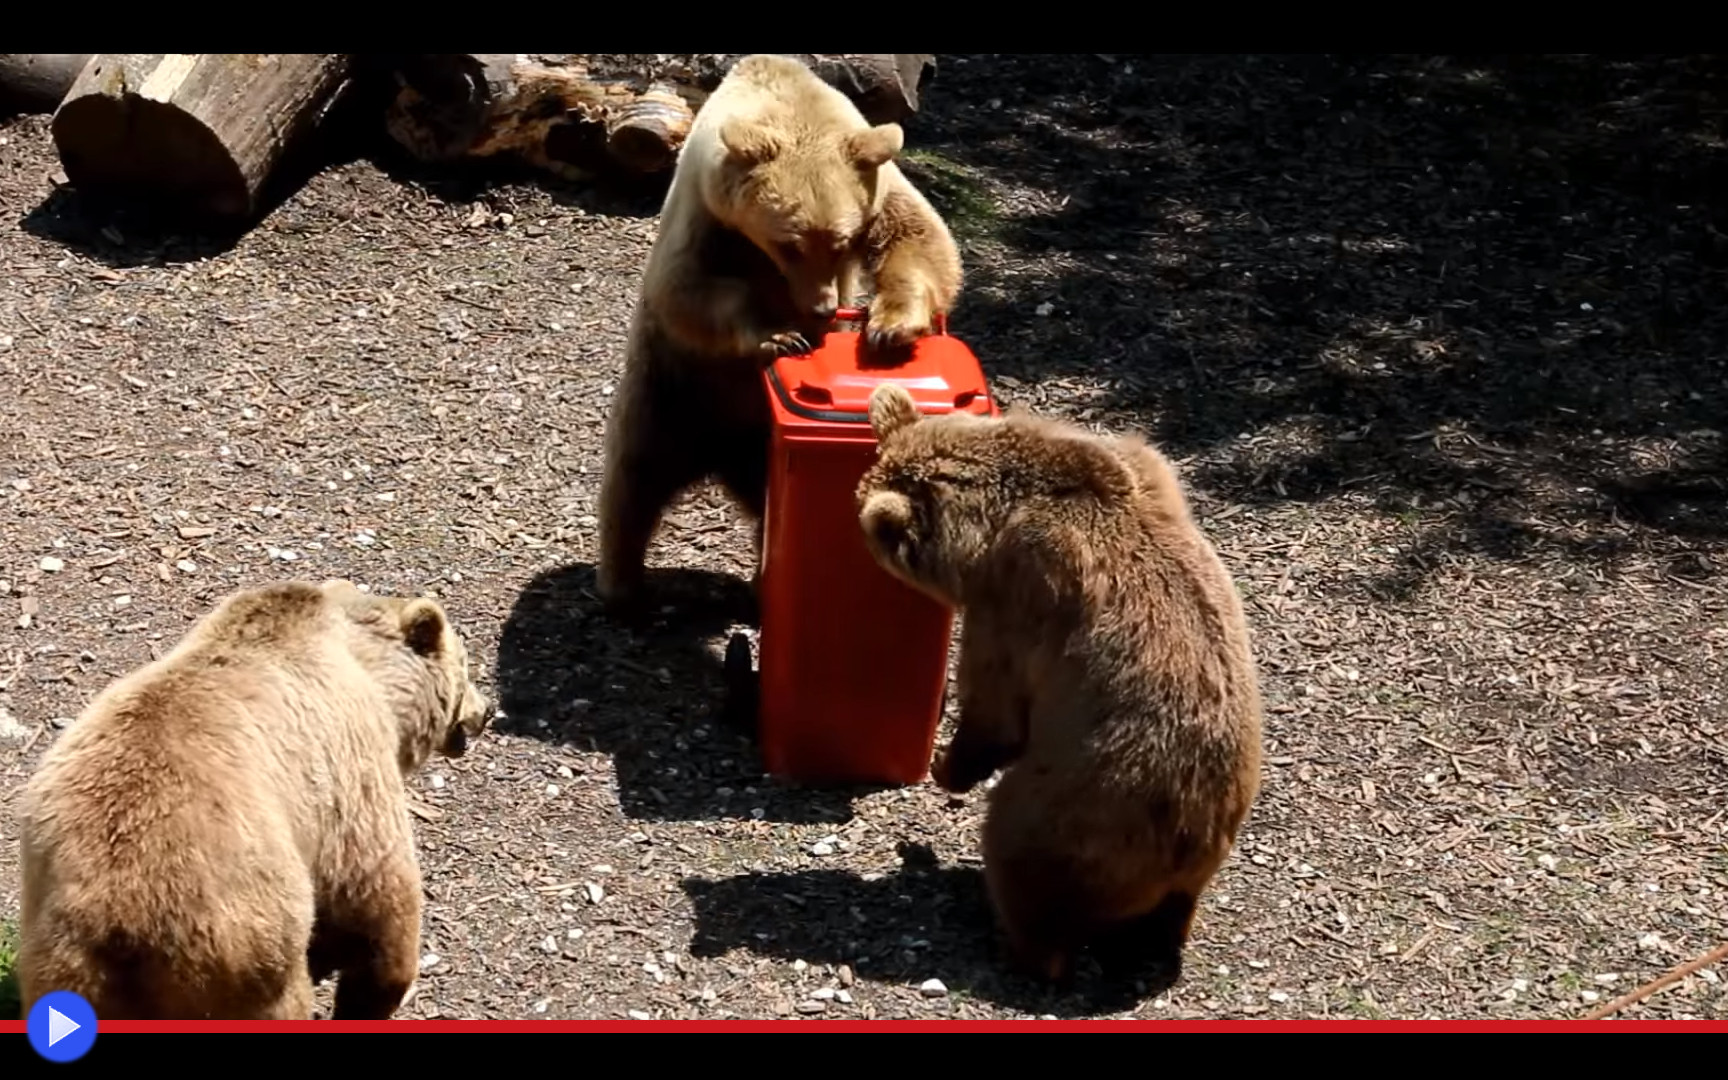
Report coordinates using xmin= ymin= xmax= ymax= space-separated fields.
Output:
xmin=328 ymin=866 xmax=423 ymax=1021
xmin=980 ymin=773 xmax=1093 ymax=986
xmin=596 ymin=389 xmax=707 ymax=615
xmin=265 ymin=965 xmax=317 ymax=1020
xmin=1093 ymin=889 xmax=1198 ymax=987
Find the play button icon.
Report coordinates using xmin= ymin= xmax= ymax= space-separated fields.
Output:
xmin=27 ymin=990 xmax=98 ymax=1063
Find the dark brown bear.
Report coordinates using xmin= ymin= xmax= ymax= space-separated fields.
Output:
xmin=856 ymin=384 xmax=1264 ymax=990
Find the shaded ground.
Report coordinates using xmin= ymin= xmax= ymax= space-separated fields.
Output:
xmin=1 ymin=54 xmax=1725 ymax=1021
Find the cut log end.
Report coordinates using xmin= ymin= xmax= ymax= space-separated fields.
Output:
xmin=50 ymin=54 xmax=353 ymax=223
xmin=604 ymin=89 xmax=695 ymax=173
xmin=54 ymin=95 xmax=251 ymax=219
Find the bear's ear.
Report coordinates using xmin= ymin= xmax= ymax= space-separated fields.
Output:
xmin=719 ymin=118 xmax=785 ymax=165
xmin=869 ymin=383 xmax=922 ymax=440
xmin=399 ymin=597 xmax=448 ymax=657
xmin=847 ymin=123 xmax=904 ymax=170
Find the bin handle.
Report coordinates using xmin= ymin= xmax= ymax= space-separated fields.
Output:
xmin=833 ymin=305 xmax=949 ymax=336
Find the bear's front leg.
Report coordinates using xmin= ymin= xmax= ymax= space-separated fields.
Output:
xmin=328 ymin=862 xmax=424 ymax=1021
xmin=932 ymin=625 xmax=1028 ymax=793
xmin=866 ymin=265 xmax=940 ymax=352
xmin=862 ymin=189 xmax=961 ymax=352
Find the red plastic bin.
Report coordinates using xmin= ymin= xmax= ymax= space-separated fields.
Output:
xmin=740 ymin=311 xmax=998 ymax=787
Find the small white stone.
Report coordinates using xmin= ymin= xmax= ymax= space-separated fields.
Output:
xmin=557 ymin=765 xmax=574 ymax=779
xmin=540 ymin=936 xmax=559 ymax=954
xmin=429 ymin=774 xmax=446 ymax=790
xmin=811 ymin=843 xmax=835 ymax=857
xmin=792 ymin=959 xmax=808 ymax=973
xmin=419 ymin=953 xmax=442 ymax=971
xmin=810 ymin=988 xmax=835 ymax=1000
xmin=1268 ymin=991 xmax=1290 ymax=1003
xmin=628 ymin=1010 xmax=651 ymax=1021
xmin=918 ymin=978 xmax=947 ymax=997
xmin=176 ymin=559 xmax=197 ymax=573
xmin=545 ymin=784 xmax=560 ymax=797
xmin=39 ymin=556 xmax=64 ymax=573
xmin=1581 ymin=990 xmax=1601 ymax=1003
xmin=584 ymin=882 xmax=605 ymax=904
xmin=836 ymin=989 xmax=853 ymax=1004
xmin=1537 ymin=853 xmax=1558 ymax=871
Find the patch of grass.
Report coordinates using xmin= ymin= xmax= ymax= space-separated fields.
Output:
xmin=899 ymin=149 xmax=1000 ymax=244
xmin=0 ymin=918 xmax=19 ymax=1021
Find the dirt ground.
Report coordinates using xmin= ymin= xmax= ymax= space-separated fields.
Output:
xmin=1 ymin=54 xmax=1726 ymax=1022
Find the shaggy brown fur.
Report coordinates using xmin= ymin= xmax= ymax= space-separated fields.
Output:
xmin=595 ymin=53 xmax=963 ymax=613
xmin=855 ymin=385 xmax=1264 ymax=990
xmin=13 ymin=579 xmax=495 ymax=1021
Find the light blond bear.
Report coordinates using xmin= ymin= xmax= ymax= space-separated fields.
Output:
xmin=856 ymin=385 xmax=1263 ymax=991
xmin=14 ymin=579 xmax=494 ymax=1021
xmin=596 ymin=53 xmax=963 ymax=613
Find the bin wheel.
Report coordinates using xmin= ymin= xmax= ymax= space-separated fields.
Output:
xmin=720 ymin=631 xmax=758 ymax=736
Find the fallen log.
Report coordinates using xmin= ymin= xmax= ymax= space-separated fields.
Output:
xmin=51 ymin=54 xmax=355 ymax=222
xmin=0 ymin=54 xmax=91 ymax=116
xmin=376 ymin=54 xmax=936 ymax=181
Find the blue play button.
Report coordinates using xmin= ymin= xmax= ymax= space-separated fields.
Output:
xmin=27 ymin=990 xmax=98 ymax=1063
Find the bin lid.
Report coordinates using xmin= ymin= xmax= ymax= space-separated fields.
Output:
xmin=765 ymin=328 xmax=995 ymax=428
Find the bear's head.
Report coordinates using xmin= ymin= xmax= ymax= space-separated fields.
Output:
xmin=856 ymin=384 xmax=1139 ymax=605
xmin=713 ymin=113 xmax=904 ymax=324
xmin=321 ymin=580 xmax=495 ymax=768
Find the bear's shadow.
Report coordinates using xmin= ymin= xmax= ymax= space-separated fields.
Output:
xmin=679 ymin=841 xmax=1180 ymax=1017
xmin=494 ymin=562 xmax=890 ymax=825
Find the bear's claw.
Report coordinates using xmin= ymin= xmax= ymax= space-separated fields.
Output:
xmin=759 ymin=331 xmax=814 ymax=358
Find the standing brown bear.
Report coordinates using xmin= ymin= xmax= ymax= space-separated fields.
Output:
xmin=855 ymin=384 xmax=1264 ymax=991
xmin=14 ymin=579 xmax=495 ymax=1021
xmin=595 ymin=53 xmax=964 ymax=613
